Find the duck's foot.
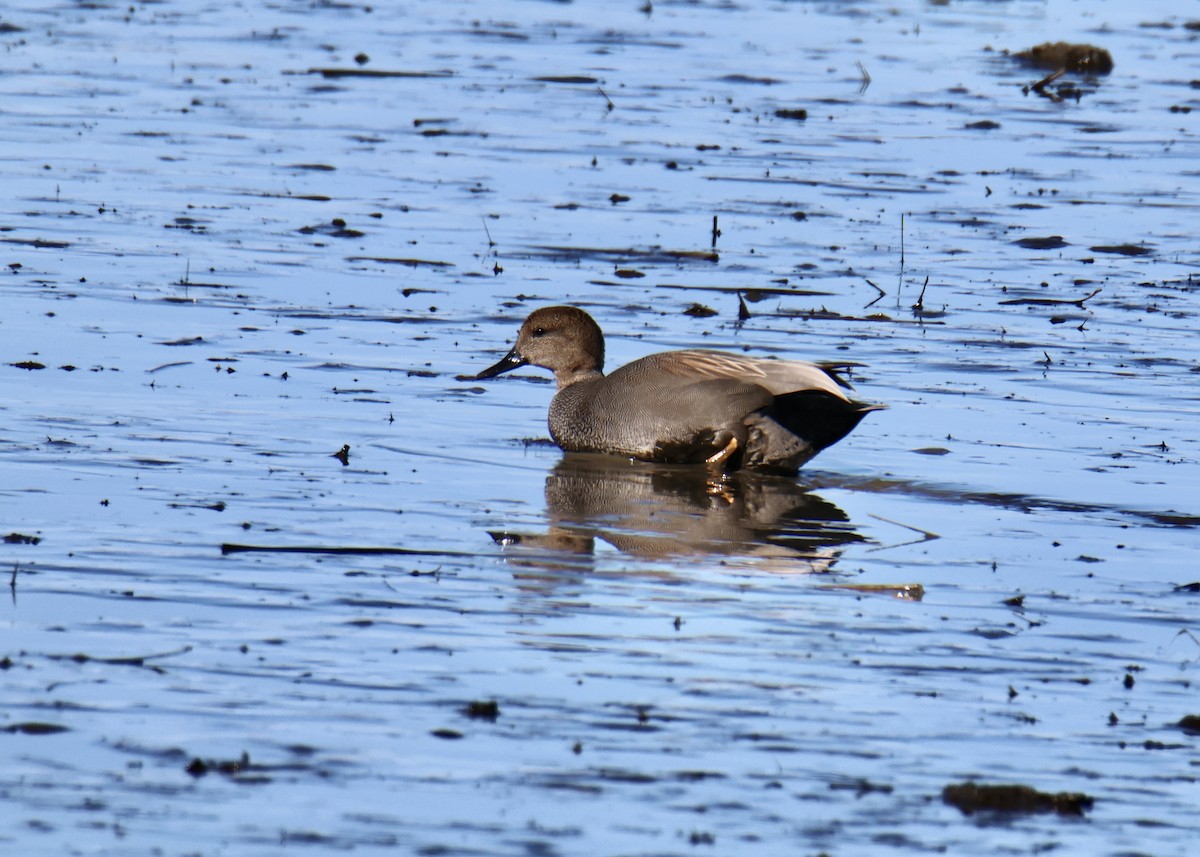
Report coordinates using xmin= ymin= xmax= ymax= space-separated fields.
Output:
xmin=705 ymin=435 xmax=739 ymax=468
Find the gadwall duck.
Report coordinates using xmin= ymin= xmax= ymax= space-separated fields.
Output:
xmin=475 ymin=306 xmax=883 ymax=473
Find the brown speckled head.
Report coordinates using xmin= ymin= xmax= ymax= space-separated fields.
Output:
xmin=476 ymin=306 xmax=605 ymax=388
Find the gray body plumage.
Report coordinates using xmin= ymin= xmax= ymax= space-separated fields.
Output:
xmin=476 ymin=307 xmax=882 ymax=474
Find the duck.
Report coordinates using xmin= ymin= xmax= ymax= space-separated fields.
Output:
xmin=475 ymin=305 xmax=883 ymax=473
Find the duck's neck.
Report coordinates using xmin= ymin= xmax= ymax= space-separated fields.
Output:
xmin=555 ymin=366 xmax=604 ymax=390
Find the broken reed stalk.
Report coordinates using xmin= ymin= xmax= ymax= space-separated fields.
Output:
xmin=1030 ymin=68 xmax=1066 ymax=94
xmin=913 ymin=276 xmax=929 ymax=312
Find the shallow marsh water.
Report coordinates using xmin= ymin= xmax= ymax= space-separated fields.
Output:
xmin=2 ymin=0 xmax=1199 ymax=854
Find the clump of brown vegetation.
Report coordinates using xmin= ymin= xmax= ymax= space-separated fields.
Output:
xmin=1014 ymin=42 xmax=1114 ymax=74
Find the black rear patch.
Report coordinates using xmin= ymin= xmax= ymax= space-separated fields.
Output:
xmin=772 ymin=391 xmax=875 ymax=452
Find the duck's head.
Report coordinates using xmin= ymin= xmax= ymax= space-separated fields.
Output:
xmin=476 ymin=306 xmax=605 ymax=388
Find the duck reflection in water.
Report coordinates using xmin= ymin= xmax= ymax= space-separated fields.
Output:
xmin=489 ymin=453 xmax=864 ymax=575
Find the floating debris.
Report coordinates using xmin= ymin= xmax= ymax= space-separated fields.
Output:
xmin=304 ymin=67 xmax=454 ymax=79
xmin=463 ymin=700 xmax=500 ymax=721
xmin=819 ymin=583 xmax=925 ymax=601
xmin=532 ymin=75 xmax=599 ymax=84
xmin=1014 ymin=42 xmax=1114 ymax=74
xmin=1176 ymin=715 xmax=1200 ymax=735
xmin=298 ymin=219 xmax=364 ymax=239
xmin=4 ymin=533 xmax=41 ymax=545
xmin=346 ymin=256 xmax=454 ymax=268
xmin=186 ymin=752 xmax=251 ymax=778
xmin=3 ymin=722 xmax=69 ymax=735
xmin=1090 ymin=244 xmax=1152 ymax=256
xmin=943 ymin=781 xmax=1094 ymax=816
xmin=1012 ymin=235 xmax=1069 ymax=250
xmin=774 ymin=108 xmax=807 ymax=121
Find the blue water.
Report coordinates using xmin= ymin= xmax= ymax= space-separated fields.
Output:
xmin=2 ymin=1 xmax=1198 ymax=854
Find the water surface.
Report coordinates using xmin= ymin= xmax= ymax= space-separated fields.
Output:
xmin=2 ymin=1 xmax=1199 ymax=854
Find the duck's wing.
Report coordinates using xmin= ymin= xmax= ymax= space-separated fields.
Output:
xmin=651 ymin=350 xmax=851 ymax=401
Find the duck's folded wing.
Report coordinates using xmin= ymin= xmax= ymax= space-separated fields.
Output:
xmin=650 ymin=350 xmax=851 ymax=400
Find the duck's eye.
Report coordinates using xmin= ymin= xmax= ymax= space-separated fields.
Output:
xmin=531 ymin=327 xmax=546 ymax=338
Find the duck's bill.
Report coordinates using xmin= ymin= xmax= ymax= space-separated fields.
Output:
xmin=475 ymin=347 xmax=528 ymax=379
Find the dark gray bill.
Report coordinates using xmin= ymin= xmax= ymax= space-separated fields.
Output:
xmin=475 ymin=347 xmax=528 ymax=380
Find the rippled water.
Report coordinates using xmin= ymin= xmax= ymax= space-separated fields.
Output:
xmin=3 ymin=1 xmax=1199 ymax=854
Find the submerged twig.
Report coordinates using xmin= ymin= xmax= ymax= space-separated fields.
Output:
xmin=869 ymin=513 xmax=939 ymax=540
xmin=867 ymin=513 xmax=940 ymax=551
xmin=863 ymin=277 xmax=885 ymax=309
xmin=47 ymin=646 xmax=193 ymax=667
xmin=1026 ymin=68 xmax=1066 ymax=102
xmin=856 ymin=61 xmax=872 ymax=94
xmin=1000 ymin=287 xmax=1101 ymax=308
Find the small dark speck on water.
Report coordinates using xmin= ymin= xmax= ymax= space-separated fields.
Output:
xmin=464 ymin=700 xmax=500 ymax=721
